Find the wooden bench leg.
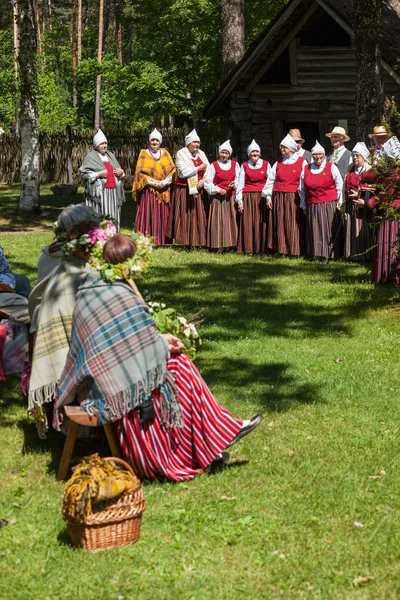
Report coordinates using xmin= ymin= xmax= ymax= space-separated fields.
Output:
xmin=104 ymin=423 xmax=122 ymax=458
xmin=57 ymin=420 xmax=79 ymax=481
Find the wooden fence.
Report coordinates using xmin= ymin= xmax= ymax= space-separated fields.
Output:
xmin=0 ymin=127 xmax=223 ymax=184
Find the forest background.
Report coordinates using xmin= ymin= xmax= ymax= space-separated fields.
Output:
xmin=0 ymin=0 xmax=288 ymax=132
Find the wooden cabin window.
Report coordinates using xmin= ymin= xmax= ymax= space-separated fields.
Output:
xmin=258 ymin=47 xmax=291 ymax=85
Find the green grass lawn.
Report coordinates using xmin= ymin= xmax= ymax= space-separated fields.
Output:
xmin=1 ymin=193 xmax=400 ymax=599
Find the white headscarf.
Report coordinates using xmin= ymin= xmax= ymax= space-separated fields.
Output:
xmin=383 ymin=136 xmax=400 ymax=160
xmin=218 ymin=139 xmax=233 ymax=155
xmin=351 ymin=142 xmax=370 ymax=161
xmin=185 ymin=129 xmax=200 ymax=145
xmin=311 ymin=141 xmax=325 ymax=155
xmin=280 ymin=134 xmax=298 ymax=153
xmin=247 ymin=139 xmax=260 ymax=156
xmin=93 ymin=129 xmax=107 ymax=148
xmin=149 ymin=128 xmax=162 ymax=143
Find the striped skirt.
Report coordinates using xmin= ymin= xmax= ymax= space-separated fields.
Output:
xmin=117 ymin=353 xmax=242 ymax=482
xmin=134 ymin=189 xmax=171 ymax=246
xmin=207 ymin=194 xmax=238 ymax=249
xmin=85 ymin=188 xmax=121 ymax=231
xmin=166 ymin=186 xmax=208 ymax=246
xmin=344 ymin=203 xmax=375 ymax=261
xmin=268 ymin=192 xmax=305 ymax=256
xmin=237 ymin=192 xmax=268 ymax=254
xmin=306 ymin=201 xmax=342 ymax=259
xmin=373 ymin=219 xmax=400 ymax=285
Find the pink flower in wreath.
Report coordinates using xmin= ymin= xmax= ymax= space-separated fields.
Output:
xmin=87 ymin=221 xmax=116 ymax=244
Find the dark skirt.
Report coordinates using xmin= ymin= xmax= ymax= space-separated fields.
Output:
xmin=306 ymin=201 xmax=342 ymax=259
xmin=166 ymin=186 xmax=208 ymax=247
xmin=268 ymin=191 xmax=306 ymax=256
xmin=373 ymin=219 xmax=400 ymax=285
xmin=207 ymin=194 xmax=238 ymax=249
xmin=134 ymin=189 xmax=171 ymax=246
xmin=237 ymin=192 xmax=268 ymax=254
xmin=344 ymin=203 xmax=375 ymax=261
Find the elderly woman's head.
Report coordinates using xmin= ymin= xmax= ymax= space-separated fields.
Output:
xmin=311 ymin=141 xmax=326 ymax=167
xmin=103 ymin=234 xmax=137 ymax=264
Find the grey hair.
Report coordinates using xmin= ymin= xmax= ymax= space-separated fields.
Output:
xmin=57 ymin=204 xmax=101 ymax=232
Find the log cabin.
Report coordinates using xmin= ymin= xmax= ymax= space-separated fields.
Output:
xmin=204 ymin=0 xmax=400 ymax=161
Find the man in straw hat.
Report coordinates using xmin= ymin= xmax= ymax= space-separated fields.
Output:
xmin=326 ymin=126 xmax=352 ymax=181
xmin=289 ymin=128 xmax=312 ymax=164
xmin=368 ymin=125 xmax=392 ymax=164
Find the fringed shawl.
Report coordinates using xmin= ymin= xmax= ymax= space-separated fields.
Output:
xmin=80 ymin=150 xmax=126 ymax=209
xmin=132 ymin=149 xmax=176 ymax=204
xmin=28 ymin=257 xmax=87 ymax=437
xmin=54 ymin=273 xmax=183 ymax=429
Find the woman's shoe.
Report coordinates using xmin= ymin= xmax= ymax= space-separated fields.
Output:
xmin=227 ymin=414 xmax=263 ymax=447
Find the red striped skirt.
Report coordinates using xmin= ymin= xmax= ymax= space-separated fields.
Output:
xmin=237 ymin=192 xmax=269 ymax=254
xmin=117 ymin=354 xmax=242 ymax=481
xmin=373 ymin=219 xmax=400 ymax=285
xmin=306 ymin=201 xmax=342 ymax=259
xmin=166 ymin=186 xmax=208 ymax=246
xmin=268 ymin=192 xmax=305 ymax=256
xmin=135 ymin=189 xmax=171 ymax=247
xmin=207 ymin=194 xmax=238 ymax=249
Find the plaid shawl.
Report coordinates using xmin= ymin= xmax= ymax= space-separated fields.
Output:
xmin=80 ymin=149 xmax=125 ymax=209
xmin=28 ymin=258 xmax=87 ymax=436
xmin=132 ymin=149 xmax=176 ymax=204
xmin=55 ymin=273 xmax=183 ymax=429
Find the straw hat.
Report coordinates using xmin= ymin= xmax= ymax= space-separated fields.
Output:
xmin=289 ymin=128 xmax=304 ymax=143
xmin=325 ymin=126 xmax=350 ymax=142
xmin=368 ymin=125 xmax=390 ymax=139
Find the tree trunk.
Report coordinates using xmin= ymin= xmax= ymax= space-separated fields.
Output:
xmin=102 ymin=0 xmax=110 ymax=54
xmin=77 ymin=0 xmax=82 ymax=63
xmin=13 ymin=0 xmax=20 ymax=131
xmin=72 ymin=0 xmax=77 ymax=106
xmin=34 ymin=0 xmax=44 ymax=73
xmin=220 ymin=0 xmax=244 ymax=78
xmin=18 ymin=0 xmax=40 ymax=212
xmin=353 ymin=0 xmax=385 ymax=142
xmin=115 ymin=0 xmax=122 ymax=65
xmin=126 ymin=23 xmax=133 ymax=64
xmin=47 ymin=0 xmax=52 ymax=31
xmin=94 ymin=0 xmax=104 ymax=129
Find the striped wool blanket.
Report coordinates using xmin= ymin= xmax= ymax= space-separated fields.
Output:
xmin=55 ymin=272 xmax=183 ymax=429
xmin=131 ymin=148 xmax=176 ymax=204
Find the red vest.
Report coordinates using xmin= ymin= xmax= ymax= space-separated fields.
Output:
xmin=345 ymin=169 xmax=362 ymax=193
xmin=360 ymin=166 xmax=400 ymax=210
xmin=273 ymin=156 xmax=304 ymax=193
xmin=104 ymin=162 xmax=117 ymax=189
xmin=213 ymin=160 xmax=237 ymax=196
xmin=243 ymin=160 xmax=269 ymax=192
xmin=304 ymin=162 xmax=337 ymax=204
xmin=176 ymin=156 xmax=204 ymax=187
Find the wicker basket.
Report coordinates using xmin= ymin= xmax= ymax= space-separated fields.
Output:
xmin=63 ymin=457 xmax=146 ymax=552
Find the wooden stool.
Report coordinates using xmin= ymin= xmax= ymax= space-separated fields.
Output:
xmin=57 ymin=405 xmax=122 ymax=481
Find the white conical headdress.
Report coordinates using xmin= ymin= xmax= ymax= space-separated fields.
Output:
xmin=218 ymin=139 xmax=233 ymax=155
xmin=280 ymin=134 xmax=298 ymax=153
xmin=383 ymin=136 xmax=400 ymax=160
xmin=352 ymin=142 xmax=370 ymax=160
xmin=93 ymin=129 xmax=107 ymax=148
xmin=185 ymin=129 xmax=200 ymax=145
xmin=247 ymin=139 xmax=260 ymax=156
xmin=311 ymin=140 xmax=325 ymax=155
xmin=149 ymin=128 xmax=162 ymax=143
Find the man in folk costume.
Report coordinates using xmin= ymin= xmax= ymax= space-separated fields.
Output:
xmin=368 ymin=125 xmax=392 ymax=165
xmin=80 ymin=129 xmax=125 ymax=230
xmin=289 ymin=128 xmax=312 ymax=164
xmin=166 ymin=129 xmax=210 ymax=247
xmin=132 ymin=128 xmax=176 ymax=246
xmin=261 ymin=133 xmax=307 ymax=256
xmin=236 ymin=139 xmax=271 ymax=254
xmin=204 ymin=140 xmax=240 ymax=249
xmin=326 ymin=126 xmax=352 ymax=180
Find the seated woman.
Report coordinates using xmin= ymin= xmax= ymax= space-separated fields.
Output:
xmin=55 ymin=234 xmax=262 ymax=482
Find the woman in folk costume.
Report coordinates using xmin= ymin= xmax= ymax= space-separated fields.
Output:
xmin=298 ymin=141 xmax=343 ymax=259
xmin=355 ymin=137 xmax=400 ymax=285
xmin=261 ymin=133 xmax=307 ymax=256
xmin=236 ymin=140 xmax=271 ymax=254
xmin=80 ymin=129 xmax=125 ymax=230
xmin=55 ymin=233 xmax=263 ymax=482
xmin=344 ymin=142 xmax=374 ymax=261
xmin=204 ymin=140 xmax=240 ymax=249
xmin=132 ymin=128 xmax=176 ymax=246
xmin=166 ymin=129 xmax=210 ymax=247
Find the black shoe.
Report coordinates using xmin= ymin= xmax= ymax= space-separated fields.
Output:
xmin=212 ymin=451 xmax=230 ymax=465
xmin=227 ymin=414 xmax=263 ymax=447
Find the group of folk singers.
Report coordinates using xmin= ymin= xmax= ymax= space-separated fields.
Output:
xmin=82 ymin=124 xmax=400 ymax=286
